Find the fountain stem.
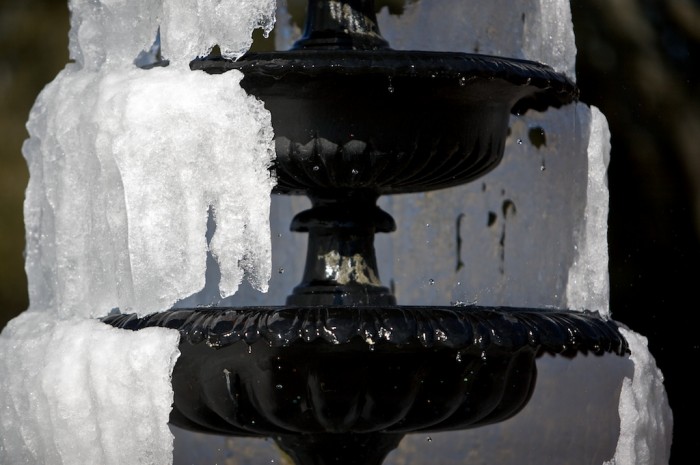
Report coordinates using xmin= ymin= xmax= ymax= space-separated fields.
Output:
xmin=292 ymin=0 xmax=390 ymax=50
xmin=287 ymin=190 xmax=397 ymax=306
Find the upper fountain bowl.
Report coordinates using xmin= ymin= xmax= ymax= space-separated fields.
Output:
xmin=191 ymin=49 xmax=578 ymax=195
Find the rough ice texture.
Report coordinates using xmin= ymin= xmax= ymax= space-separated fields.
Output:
xmin=0 ymin=312 xmax=180 ymax=465
xmin=566 ymin=106 xmax=612 ymax=316
xmin=23 ymin=1 xmax=276 ymax=318
xmin=68 ymin=0 xmax=162 ymax=70
xmin=69 ymin=0 xmax=276 ymax=69
xmin=3 ymin=1 xmax=277 ymax=464
xmin=603 ymin=329 xmax=673 ymax=465
xmin=161 ymin=0 xmax=276 ymax=64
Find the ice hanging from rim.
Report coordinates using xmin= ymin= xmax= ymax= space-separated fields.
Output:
xmin=23 ymin=0 xmax=278 ymax=318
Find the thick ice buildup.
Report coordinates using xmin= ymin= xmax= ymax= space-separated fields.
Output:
xmin=0 ymin=312 xmax=180 ymax=465
xmin=23 ymin=0 xmax=277 ymax=318
xmin=96 ymin=67 xmax=274 ymax=311
xmin=603 ymin=329 xmax=673 ymax=465
xmin=3 ymin=0 xmax=276 ymax=464
xmin=566 ymin=106 xmax=612 ymax=316
xmin=68 ymin=0 xmax=162 ymax=71
xmin=162 ymin=0 xmax=276 ymax=63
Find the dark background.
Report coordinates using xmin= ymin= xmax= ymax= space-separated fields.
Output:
xmin=1 ymin=0 xmax=697 ymax=463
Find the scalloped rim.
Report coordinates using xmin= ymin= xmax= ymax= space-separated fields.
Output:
xmin=102 ymin=306 xmax=628 ymax=356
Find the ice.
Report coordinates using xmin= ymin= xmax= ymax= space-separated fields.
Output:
xmin=604 ymin=329 xmax=673 ymax=465
xmin=161 ymin=0 xmax=277 ymax=63
xmin=22 ymin=0 xmax=276 ymax=318
xmin=0 ymin=312 xmax=180 ymax=464
xmin=68 ymin=0 xmax=162 ymax=71
xmin=2 ymin=0 xmax=277 ymax=464
xmin=566 ymin=105 xmax=612 ymax=316
xmin=95 ymin=67 xmax=274 ymax=311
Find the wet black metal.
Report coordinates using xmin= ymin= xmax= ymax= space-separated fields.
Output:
xmin=292 ymin=0 xmax=390 ymax=50
xmin=287 ymin=190 xmax=396 ymax=306
xmin=102 ymin=306 xmax=628 ymax=458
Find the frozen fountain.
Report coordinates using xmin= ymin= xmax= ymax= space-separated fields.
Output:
xmin=0 ymin=1 xmax=674 ymax=465
xmin=98 ymin=1 xmax=628 ymax=464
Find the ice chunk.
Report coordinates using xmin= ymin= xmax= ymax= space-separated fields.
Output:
xmin=9 ymin=0 xmax=276 ymax=462
xmin=161 ymin=0 xmax=277 ymax=63
xmin=68 ymin=0 xmax=277 ymax=69
xmin=0 ymin=312 xmax=180 ymax=465
xmin=23 ymin=65 xmax=275 ymax=317
xmin=566 ymin=105 xmax=612 ymax=315
xmin=23 ymin=2 xmax=276 ymax=318
xmin=97 ymin=66 xmax=274 ymax=312
xmin=68 ymin=0 xmax=162 ymax=70
xmin=603 ymin=329 xmax=673 ymax=465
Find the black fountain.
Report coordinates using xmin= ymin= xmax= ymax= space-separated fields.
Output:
xmin=104 ymin=1 xmax=629 ymax=464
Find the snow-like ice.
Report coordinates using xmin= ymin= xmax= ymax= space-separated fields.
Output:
xmin=604 ymin=329 xmax=673 ymax=465
xmin=0 ymin=313 xmax=179 ymax=465
xmin=1 ymin=0 xmax=276 ymax=464
xmin=24 ymin=0 xmax=276 ymax=318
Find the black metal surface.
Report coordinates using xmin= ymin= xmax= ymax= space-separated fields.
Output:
xmin=192 ymin=50 xmax=578 ymax=196
xmin=103 ymin=305 xmax=627 ymax=464
xmin=292 ymin=0 xmax=390 ymax=51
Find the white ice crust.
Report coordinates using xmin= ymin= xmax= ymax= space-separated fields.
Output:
xmin=1 ymin=1 xmax=277 ymax=464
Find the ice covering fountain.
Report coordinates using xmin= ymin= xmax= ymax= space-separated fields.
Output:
xmin=100 ymin=1 xmax=629 ymax=464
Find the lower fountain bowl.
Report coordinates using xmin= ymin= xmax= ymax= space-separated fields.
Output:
xmin=102 ymin=306 xmax=628 ymax=438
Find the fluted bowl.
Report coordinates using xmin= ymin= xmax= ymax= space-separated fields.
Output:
xmin=103 ymin=306 xmax=627 ymax=437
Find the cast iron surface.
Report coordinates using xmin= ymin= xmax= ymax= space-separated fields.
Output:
xmin=103 ymin=306 xmax=628 ymax=437
xmin=192 ymin=50 xmax=578 ymax=195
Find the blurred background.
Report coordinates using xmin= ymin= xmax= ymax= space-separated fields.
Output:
xmin=1 ymin=0 xmax=697 ymax=463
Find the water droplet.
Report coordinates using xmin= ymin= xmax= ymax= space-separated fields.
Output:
xmin=275 ymin=384 xmax=283 ymax=390
xmin=540 ymin=163 xmax=546 ymax=171
xmin=387 ymin=85 xmax=395 ymax=93
xmin=528 ymin=126 xmax=547 ymax=148
xmin=277 ymin=233 xmax=283 ymax=238
xmin=278 ymin=267 xmax=285 ymax=274
xmin=425 ymin=223 xmax=430 ymax=228
xmin=426 ymin=436 xmax=433 ymax=442
xmin=429 ymin=279 xmax=435 ymax=285
xmin=459 ymin=76 xmax=466 ymax=86
xmin=351 ymin=168 xmax=359 ymax=175
xmin=312 ymin=165 xmax=320 ymax=171
xmin=456 ymin=352 xmax=462 ymax=362
xmin=517 ymin=138 xmax=523 ymax=145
